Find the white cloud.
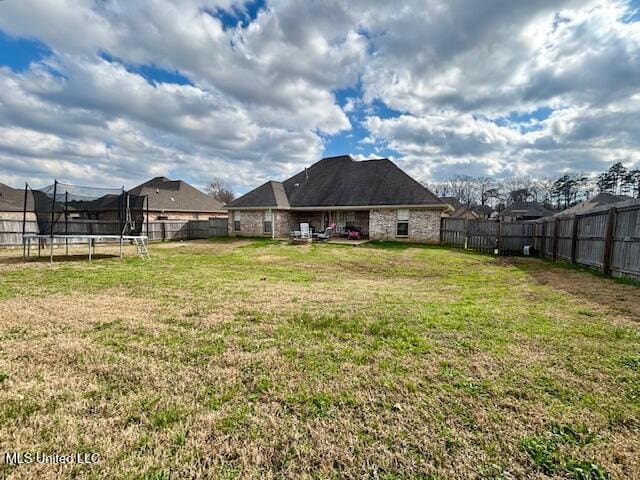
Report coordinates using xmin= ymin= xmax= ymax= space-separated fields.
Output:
xmin=0 ymin=0 xmax=639 ymax=191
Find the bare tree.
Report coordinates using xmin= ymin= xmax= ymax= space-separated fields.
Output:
xmin=206 ymin=177 xmax=235 ymax=205
xmin=475 ymin=177 xmax=499 ymax=206
xmin=447 ymin=175 xmax=477 ymax=207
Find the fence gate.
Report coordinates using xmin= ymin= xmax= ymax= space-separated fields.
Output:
xmin=467 ymin=220 xmax=498 ymax=252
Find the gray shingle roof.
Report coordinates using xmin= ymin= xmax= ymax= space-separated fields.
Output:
xmin=441 ymin=197 xmax=465 ymax=210
xmin=499 ymin=201 xmax=554 ymax=218
xmin=228 ymin=156 xmax=445 ymax=209
xmin=226 ymin=181 xmax=290 ymax=208
xmin=128 ymin=177 xmax=225 ymax=213
xmin=553 ymin=192 xmax=634 ymax=217
xmin=0 ymin=183 xmax=33 ymax=211
xmin=472 ymin=205 xmax=495 ymax=216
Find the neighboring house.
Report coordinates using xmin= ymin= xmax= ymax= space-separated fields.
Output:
xmin=0 ymin=183 xmax=35 ymax=220
xmin=129 ymin=177 xmax=227 ymax=220
xmin=472 ymin=204 xmax=496 ymax=219
xmin=441 ymin=197 xmax=478 ymax=220
xmin=499 ymin=201 xmax=554 ymax=221
xmin=553 ymin=192 xmax=634 ymax=217
xmin=226 ymin=155 xmax=451 ymax=243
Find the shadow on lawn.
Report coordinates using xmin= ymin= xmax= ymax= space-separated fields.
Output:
xmin=0 ymin=254 xmax=120 ymax=265
xmin=505 ymin=256 xmax=640 ymax=320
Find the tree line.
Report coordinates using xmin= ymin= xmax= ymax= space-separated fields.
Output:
xmin=424 ymin=162 xmax=640 ymax=211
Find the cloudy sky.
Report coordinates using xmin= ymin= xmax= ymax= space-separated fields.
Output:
xmin=0 ymin=0 xmax=639 ymax=193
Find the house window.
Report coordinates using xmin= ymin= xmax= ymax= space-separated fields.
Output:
xmin=263 ymin=210 xmax=273 ymax=234
xmin=396 ymin=209 xmax=409 ymax=237
xmin=192 ymin=213 xmax=200 ymax=220
xmin=233 ymin=211 xmax=241 ymax=231
xmin=157 ymin=215 xmax=169 ymax=220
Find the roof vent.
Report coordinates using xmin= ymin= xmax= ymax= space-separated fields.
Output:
xmin=294 ymin=183 xmax=300 ymax=187
xmin=305 ymin=167 xmax=309 ymax=180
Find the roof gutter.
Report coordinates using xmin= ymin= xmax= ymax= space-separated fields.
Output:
xmin=226 ymin=204 xmax=452 ymax=212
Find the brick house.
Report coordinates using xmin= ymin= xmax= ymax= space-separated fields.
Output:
xmin=226 ymin=155 xmax=451 ymax=243
xmin=499 ymin=201 xmax=554 ymax=221
xmin=0 ymin=183 xmax=35 ymax=221
xmin=128 ymin=177 xmax=227 ymax=221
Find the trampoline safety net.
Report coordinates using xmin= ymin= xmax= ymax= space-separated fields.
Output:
xmin=28 ymin=181 xmax=147 ymax=237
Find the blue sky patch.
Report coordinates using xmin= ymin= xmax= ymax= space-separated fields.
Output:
xmin=494 ymin=106 xmax=553 ymax=132
xmin=0 ymin=30 xmax=52 ymax=71
xmin=204 ymin=0 xmax=266 ymax=30
xmin=99 ymin=51 xmax=192 ymax=86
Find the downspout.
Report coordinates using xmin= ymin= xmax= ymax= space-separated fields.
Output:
xmin=271 ymin=208 xmax=275 ymax=239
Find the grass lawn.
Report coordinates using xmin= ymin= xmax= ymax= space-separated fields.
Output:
xmin=0 ymin=239 xmax=639 ymax=479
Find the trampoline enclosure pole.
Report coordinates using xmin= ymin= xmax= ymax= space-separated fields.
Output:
xmin=22 ymin=183 xmax=28 ymax=260
xmin=65 ymin=191 xmax=69 ymax=256
xmin=50 ymin=180 xmax=57 ymax=264
xmin=146 ymin=195 xmax=149 ymax=238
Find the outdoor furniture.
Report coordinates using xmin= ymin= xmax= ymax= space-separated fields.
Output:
xmin=300 ymin=223 xmax=311 ymax=239
xmin=316 ymin=223 xmax=336 ymax=241
xmin=346 ymin=225 xmax=362 ymax=240
xmin=290 ymin=223 xmax=313 ymax=241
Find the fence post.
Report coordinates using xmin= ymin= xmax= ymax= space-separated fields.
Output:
xmin=496 ymin=219 xmax=501 ymax=254
xmin=464 ymin=219 xmax=469 ymax=250
xmin=570 ymin=215 xmax=579 ymax=264
xmin=440 ymin=217 xmax=444 ymax=245
xmin=602 ymin=207 xmax=617 ymax=276
xmin=161 ymin=222 xmax=166 ymax=242
xmin=552 ymin=218 xmax=559 ymax=262
xmin=539 ymin=221 xmax=546 ymax=258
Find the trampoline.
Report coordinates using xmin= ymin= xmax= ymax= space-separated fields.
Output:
xmin=21 ymin=180 xmax=150 ymax=262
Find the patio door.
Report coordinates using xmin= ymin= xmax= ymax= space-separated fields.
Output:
xmin=336 ymin=211 xmax=355 ymax=233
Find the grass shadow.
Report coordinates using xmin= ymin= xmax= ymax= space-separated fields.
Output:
xmin=507 ymin=255 xmax=640 ymax=320
xmin=0 ymin=253 xmax=121 ymax=265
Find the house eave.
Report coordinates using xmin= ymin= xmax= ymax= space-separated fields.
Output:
xmin=150 ymin=208 xmax=227 ymax=214
xmin=226 ymin=204 xmax=451 ymax=211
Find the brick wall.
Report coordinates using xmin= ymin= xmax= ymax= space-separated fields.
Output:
xmin=274 ymin=210 xmax=294 ymax=237
xmin=228 ymin=209 xmax=294 ymax=237
xmin=0 ymin=211 xmax=36 ymax=221
xmin=369 ymin=208 xmax=441 ymax=243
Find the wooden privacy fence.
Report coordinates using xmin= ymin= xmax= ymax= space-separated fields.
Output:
xmin=0 ymin=218 xmax=229 ymax=246
xmin=441 ymin=199 xmax=640 ymax=281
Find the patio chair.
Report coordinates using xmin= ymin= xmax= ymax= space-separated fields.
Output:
xmin=316 ymin=223 xmax=336 ymax=241
xmin=300 ymin=223 xmax=312 ymax=239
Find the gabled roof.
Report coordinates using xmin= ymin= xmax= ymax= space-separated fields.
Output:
xmin=129 ymin=177 xmax=225 ymax=213
xmin=228 ymin=181 xmax=290 ymax=209
xmin=0 ymin=183 xmax=33 ymax=211
xmin=499 ymin=201 xmax=554 ymax=218
xmin=227 ymin=155 xmax=446 ymax=209
xmin=554 ymin=192 xmax=634 ymax=217
xmin=441 ymin=197 xmax=478 ymax=219
xmin=441 ymin=197 xmax=465 ymax=210
xmin=472 ymin=204 xmax=495 ymax=216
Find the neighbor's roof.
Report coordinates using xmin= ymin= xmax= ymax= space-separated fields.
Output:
xmin=472 ymin=205 xmax=495 ymax=216
xmin=553 ymin=192 xmax=634 ymax=217
xmin=441 ymin=197 xmax=465 ymax=210
xmin=441 ymin=197 xmax=478 ymax=218
xmin=0 ymin=183 xmax=33 ymax=211
xmin=228 ymin=155 xmax=446 ymax=209
xmin=129 ymin=177 xmax=225 ymax=212
xmin=499 ymin=201 xmax=554 ymax=218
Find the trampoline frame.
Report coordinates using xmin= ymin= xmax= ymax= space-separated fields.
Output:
xmin=22 ymin=180 xmax=150 ymax=263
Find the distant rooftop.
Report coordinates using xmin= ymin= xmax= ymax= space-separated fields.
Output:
xmin=129 ymin=177 xmax=225 ymax=212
